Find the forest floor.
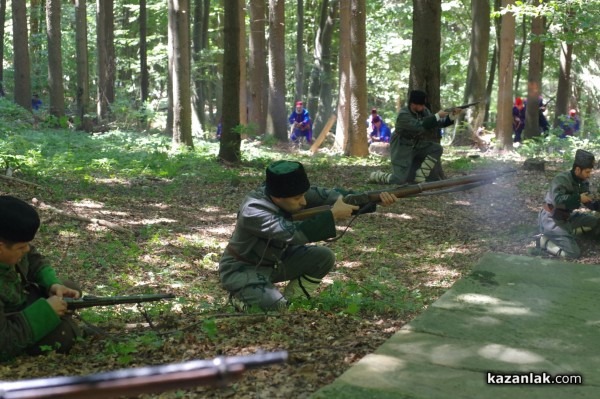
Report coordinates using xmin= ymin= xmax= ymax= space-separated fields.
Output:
xmin=1 ymin=130 xmax=598 ymax=398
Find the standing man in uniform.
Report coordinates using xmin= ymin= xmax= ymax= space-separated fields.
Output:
xmin=368 ymin=90 xmax=462 ymax=185
xmin=538 ymin=149 xmax=600 ymax=258
xmin=219 ymin=160 xmax=397 ymax=311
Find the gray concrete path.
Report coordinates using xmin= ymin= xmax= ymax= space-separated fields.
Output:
xmin=311 ymin=253 xmax=600 ymax=399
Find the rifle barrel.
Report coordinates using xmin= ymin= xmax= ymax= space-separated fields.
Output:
xmin=0 ymin=351 xmax=288 ymax=399
xmin=65 ymin=293 xmax=176 ymax=310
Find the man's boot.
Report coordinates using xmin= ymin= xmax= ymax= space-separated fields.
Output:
xmin=538 ymin=234 xmax=566 ymax=257
xmin=414 ymin=155 xmax=438 ymax=183
xmin=368 ymin=171 xmax=392 ymax=184
xmin=283 ymin=275 xmax=322 ymax=301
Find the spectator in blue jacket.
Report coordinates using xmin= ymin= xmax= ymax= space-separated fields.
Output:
xmin=369 ymin=116 xmax=391 ymax=144
xmin=289 ymin=101 xmax=313 ymax=144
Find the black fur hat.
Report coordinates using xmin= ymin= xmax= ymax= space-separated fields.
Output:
xmin=408 ymin=90 xmax=428 ymax=105
xmin=266 ymin=161 xmax=310 ymax=198
xmin=0 ymin=196 xmax=40 ymax=243
xmin=573 ymin=149 xmax=595 ymax=169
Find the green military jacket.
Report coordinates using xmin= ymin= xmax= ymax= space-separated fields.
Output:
xmin=0 ymin=246 xmax=62 ymax=361
xmin=219 ymin=186 xmax=346 ymax=290
xmin=544 ymin=170 xmax=588 ymax=214
xmin=393 ymin=105 xmax=453 ymax=142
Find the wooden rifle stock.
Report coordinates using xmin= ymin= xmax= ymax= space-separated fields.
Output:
xmin=292 ymin=169 xmax=515 ymax=221
xmin=0 ymin=351 xmax=288 ymax=399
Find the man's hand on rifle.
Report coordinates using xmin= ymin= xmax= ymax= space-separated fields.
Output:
xmin=378 ymin=192 xmax=398 ymax=206
xmin=331 ymin=196 xmax=359 ymax=220
xmin=50 ymin=283 xmax=81 ymax=299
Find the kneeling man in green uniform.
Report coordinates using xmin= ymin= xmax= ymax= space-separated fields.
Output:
xmin=0 ymin=196 xmax=82 ymax=361
xmin=219 ymin=160 xmax=396 ymax=311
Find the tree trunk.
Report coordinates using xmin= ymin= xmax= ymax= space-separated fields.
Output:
xmin=248 ymin=0 xmax=267 ymax=135
xmin=168 ymin=0 xmax=193 ymax=149
xmin=495 ymin=0 xmax=516 ymax=148
xmin=514 ymin=14 xmax=527 ymax=94
xmin=335 ymin=0 xmax=350 ymax=151
xmin=553 ymin=40 xmax=573 ymax=126
xmin=313 ymin=0 xmax=337 ymax=137
xmin=140 ymin=0 xmax=149 ymax=104
xmin=456 ymin=0 xmax=490 ymax=147
xmin=553 ymin=9 xmax=574 ymax=126
xmin=485 ymin=0 xmax=501 ymax=124
xmin=46 ymin=0 xmax=65 ymax=118
xmin=410 ymin=0 xmax=442 ymax=115
xmin=267 ymin=0 xmax=287 ymax=141
xmin=346 ymin=0 xmax=368 ymax=157
xmin=12 ymin=0 xmax=31 ymax=110
xmin=96 ymin=0 xmax=115 ymax=121
xmin=29 ymin=0 xmax=41 ymax=69
xmin=219 ymin=0 xmax=242 ymax=162
xmin=307 ymin=0 xmax=328 ymax=126
xmin=523 ymin=6 xmax=544 ymax=140
xmin=294 ymin=0 xmax=304 ymax=102
xmin=74 ymin=0 xmax=90 ymax=130
xmin=238 ymin=2 xmax=247 ymax=126
xmin=0 ymin=0 xmax=6 ymax=97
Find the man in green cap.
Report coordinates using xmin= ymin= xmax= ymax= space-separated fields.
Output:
xmin=0 ymin=195 xmax=82 ymax=360
xmin=538 ymin=149 xmax=600 ymax=258
xmin=219 ymin=160 xmax=397 ymax=311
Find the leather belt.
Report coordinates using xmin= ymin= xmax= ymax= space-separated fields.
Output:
xmin=542 ymin=203 xmax=554 ymax=213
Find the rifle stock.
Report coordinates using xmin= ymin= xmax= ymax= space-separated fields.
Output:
xmin=292 ymin=169 xmax=515 ymax=221
xmin=65 ymin=293 xmax=175 ymax=310
xmin=0 ymin=351 xmax=288 ymax=399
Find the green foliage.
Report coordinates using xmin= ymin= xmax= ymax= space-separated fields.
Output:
xmin=0 ymin=98 xmax=33 ymax=131
xmin=291 ymin=280 xmax=423 ymax=317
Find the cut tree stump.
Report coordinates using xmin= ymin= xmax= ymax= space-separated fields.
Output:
xmin=523 ymin=158 xmax=546 ymax=171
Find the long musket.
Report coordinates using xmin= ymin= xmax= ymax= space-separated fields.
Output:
xmin=0 ymin=351 xmax=288 ymax=399
xmin=292 ymin=169 xmax=515 ymax=221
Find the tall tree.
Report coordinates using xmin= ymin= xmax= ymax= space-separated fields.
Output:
xmin=523 ymin=3 xmax=545 ymax=140
xmin=410 ymin=0 xmax=442 ymax=114
xmin=553 ymin=9 xmax=575 ymax=126
xmin=485 ymin=0 xmax=501 ymax=123
xmin=168 ymin=0 xmax=193 ymax=149
xmin=310 ymin=0 xmax=338 ymax=137
xmin=0 ymin=0 xmax=6 ymax=97
xmin=294 ymin=0 xmax=304 ymax=102
xmin=46 ymin=0 xmax=65 ymax=118
xmin=192 ymin=0 xmax=210 ymax=130
xmin=457 ymin=0 xmax=490 ymax=146
xmin=74 ymin=0 xmax=90 ymax=130
xmin=219 ymin=0 xmax=242 ymax=162
xmin=12 ymin=0 xmax=31 ymax=110
xmin=496 ymin=0 xmax=516 ymax=148
xmin=248 ymin=0 xmax=267 ymax=135
xmin=334 ymin=0 xmax=350 ymax=150
xmin=346 ymin=0 xmax=368 ymax=156
xmin=238 ymin=2 xmax=247 ymax=126
xmin=97 ymin=0 xmax=116 ymax=120
xmin=140 ymin=0 xmax=149 ymax=104
xmin=267 ymin=0 xmax=287 ymax=141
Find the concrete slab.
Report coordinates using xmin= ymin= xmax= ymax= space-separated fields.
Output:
xmin=311 ymin=253 xmax=600 ymax=399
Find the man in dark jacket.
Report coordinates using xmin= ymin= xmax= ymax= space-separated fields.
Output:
xmin=368 ymin=90 xmax=462 ymax=185
xmin=219 ymin=160 xmax=396 ymax=311
xmin=538 ymin=149 xmax=600 ymax=258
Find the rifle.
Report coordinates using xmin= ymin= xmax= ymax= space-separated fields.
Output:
xmin=443 ymin=101 xmax=480 ymax=113
xmin=65 ymin=293 xmax=176 ymax=311
xmin=0 ymin=351 xmax=288 ymax=399
xmin=292 ymin=169 xmax=515 ymax=221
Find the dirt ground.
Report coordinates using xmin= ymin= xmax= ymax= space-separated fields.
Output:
xmin=2 ymin=150 xmax=598 ymax=398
